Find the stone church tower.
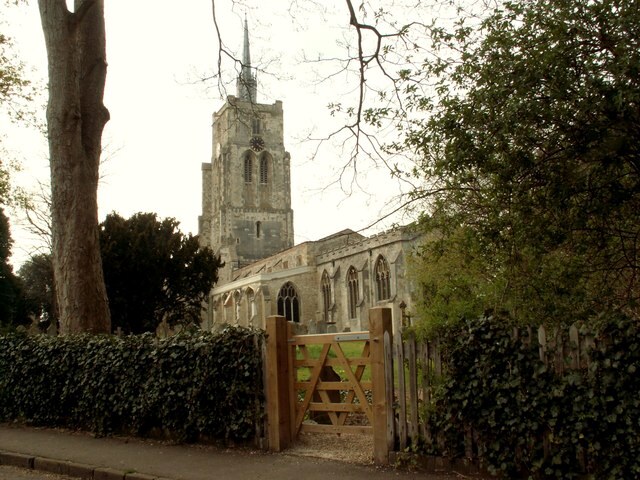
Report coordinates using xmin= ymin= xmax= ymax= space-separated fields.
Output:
xmin=199 ymin=19 xmax=294 ymax=281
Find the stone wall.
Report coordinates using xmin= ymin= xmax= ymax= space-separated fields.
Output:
xmin=316 ymin=227 xmax=422 ymax=332
xmin=203 ymin=226 xmax=423 ymax=335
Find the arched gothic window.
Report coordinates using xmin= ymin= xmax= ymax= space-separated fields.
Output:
xmin=321 ymin=270 xmax=332 ymax=323
xmin=259 ymin=155 xmax=268 ymax=184
xmin=256 ymin=221 xmax=262 ymax=238
xmin=243 ymin=153 xmax=253 ymax=183
xmin=277 ymin=282 xmax=300 ymax=323
xmin=245 ymin=287 xmax=256 ymax=325
xmin=223 ymin=293 xmax=233 ymax=323
xmin=375 ymin=256 xmax=391 ymax=301
xmin=233 ymin=290 xmax=241 ymax=323
xmin=252 ymin=117 xmax=261 ymax=135
xmin=347 ymin=266 xmax=359 ymax=319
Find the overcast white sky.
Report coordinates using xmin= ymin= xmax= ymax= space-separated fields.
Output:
xmin=4 ymin=1 xmax=423 ymax=266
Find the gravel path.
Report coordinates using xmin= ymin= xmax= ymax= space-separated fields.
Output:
xmin=287 ymin=432 xmax=374 ymax=465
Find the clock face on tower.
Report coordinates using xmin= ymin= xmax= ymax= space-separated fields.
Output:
xmin=250 ymin=136 xmax=265 ymax=152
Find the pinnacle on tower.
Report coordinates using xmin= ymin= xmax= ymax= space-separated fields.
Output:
xmin=237 ymin=15 xmax=257 ymax=102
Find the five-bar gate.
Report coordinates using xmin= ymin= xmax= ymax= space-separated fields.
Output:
xmin=265 ymin=307 xmax=393 ymax=464
xmin=291 ymin=331 xmax=373 ymax=436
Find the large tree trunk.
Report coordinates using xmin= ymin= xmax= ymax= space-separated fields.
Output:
xmin=38 ymin=0 xmax=110 ymax=334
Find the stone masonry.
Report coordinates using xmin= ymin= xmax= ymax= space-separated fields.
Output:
xmin=198 ymin=21 xmax=423 ymax=333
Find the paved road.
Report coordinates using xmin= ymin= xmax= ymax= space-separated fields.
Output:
xmin=0 ymin=424 xmax=466 ymax=480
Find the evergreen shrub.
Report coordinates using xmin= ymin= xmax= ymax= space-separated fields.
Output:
xmin=429 ymin=314 xmax=640 ymax=479
xmin=0 ymin=327 xmax=264 ymax=443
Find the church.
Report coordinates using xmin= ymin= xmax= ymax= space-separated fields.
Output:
xmin=198 ymin=20 xmax=423 ymax=333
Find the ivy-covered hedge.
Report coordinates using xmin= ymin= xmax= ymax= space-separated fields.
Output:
xmin=0 ymin=327 xmax=264 ymax=442
xmin=430 ymin=314 xmax=640 ymax=479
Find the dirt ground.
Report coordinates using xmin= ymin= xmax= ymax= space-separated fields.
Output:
xmin=0 ymin=466 xmax=75 ymax=480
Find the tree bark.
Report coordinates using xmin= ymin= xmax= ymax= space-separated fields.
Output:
xmin=38 ymin=0 xmax=111 ymax=334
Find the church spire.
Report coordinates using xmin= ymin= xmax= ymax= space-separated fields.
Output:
xmin=237 ymin=15 xmax=257 ymax=102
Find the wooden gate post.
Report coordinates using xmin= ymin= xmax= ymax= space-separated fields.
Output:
xmin=265 ymin=315 xmax=292 ymax=451
xmin=369 ymin=307 xmax=393 ymax=464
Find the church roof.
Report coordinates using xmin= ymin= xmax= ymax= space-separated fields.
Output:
xmin=315 ymin=229 xmax=364 ymax=243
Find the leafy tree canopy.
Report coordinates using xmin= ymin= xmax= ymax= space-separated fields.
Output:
xmin=402 ymin=0 xmax=640 ymax=331
xmin=100 ymin=212 xmax=223 ymax=334
xmin=17 ymin=252 xmax=55 ymax=325
xmin=0 ymin=206 xmax=28 ymax=328
xmin=0 ymin=1 xmax=33 ymax=123
xmin=0 ymin=0 xmax=37 ymax=208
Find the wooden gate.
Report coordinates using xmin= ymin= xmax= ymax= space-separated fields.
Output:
xmin=290 ymin=331 xmax=372 ymax=436
xmin=265 ymin=308 xmax=393 ymax=463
